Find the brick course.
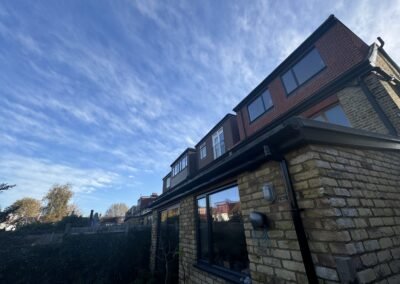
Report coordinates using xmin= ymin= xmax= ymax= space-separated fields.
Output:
xmin=287 ymin=145 xmax=400 ymax=283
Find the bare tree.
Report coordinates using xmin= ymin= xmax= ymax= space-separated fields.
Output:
xmin=67 ymin=203 xmax=82 ymax=216
xmin=0 ymin=183 xmax=16 ymax=192
xmin=156 ymin=237 xmax=179 ymax=284
xmin=104 ymin=203 xmax=129 ymax=217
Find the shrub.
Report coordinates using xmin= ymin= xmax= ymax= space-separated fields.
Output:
xmin=0 ymin=227 xmax=152 ymax=283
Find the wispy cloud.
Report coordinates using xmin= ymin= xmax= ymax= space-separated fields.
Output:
xmin=1 ymin=0 xmax=399 ymax=213
xmin=0 ymin=154 xmax=118 ymax=210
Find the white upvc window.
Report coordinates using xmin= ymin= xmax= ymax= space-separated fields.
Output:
xmin=172 ymin=155 xmax=188 ymax=176
xmin=200 ymin=143 xmax=207 ymax=159
xmin=212 ymin=128 xmax=225 ymax=159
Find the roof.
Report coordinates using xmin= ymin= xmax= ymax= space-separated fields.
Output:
xmin=162 ymin=172 xmax=172 ymax=180
xmin=170 ymin=147 xmax=196 ymax=167
xmin=152 ymin=116 xmax=400 ymax=209
xmin=233 ymin=14 xmax=343 ymax=112
xmin=195 ymin=113 xmax=236 ymax=147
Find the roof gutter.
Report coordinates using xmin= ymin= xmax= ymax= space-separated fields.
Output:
xmin=152 ymin=117 xmax=400 ymax=209
xmin=377 ymin=37 xmax=400 ymax=76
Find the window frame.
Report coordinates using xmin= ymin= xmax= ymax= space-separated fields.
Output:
xmin=195 ymin=184 xmax=249 ymax=281
xmin=311 ymin=103 xmax=352 ymax=127
xmin=281 ymin=47 xmax=326 ymax=96
xmin=212 ymin=128 xmax=225 ymax=159
xmin=172 ymin=155 xmax=188 ymax=177
xmin=247 ymin=88 xmax=274 ymax=123
xmin=200 ymin=143 xmax=207 ymax=160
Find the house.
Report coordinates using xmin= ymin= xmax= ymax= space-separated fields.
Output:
xmin=150 ymin=15 xmax=400 ymax=283
xmin=125 ymin=193 xmax=158 ymax=225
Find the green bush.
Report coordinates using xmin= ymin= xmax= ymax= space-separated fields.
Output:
xmin=13 ymin=215 xmax=90 ymax=235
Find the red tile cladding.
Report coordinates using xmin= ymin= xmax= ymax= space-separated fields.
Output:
xmin=237 ymin=21 xmax=369 ymax=139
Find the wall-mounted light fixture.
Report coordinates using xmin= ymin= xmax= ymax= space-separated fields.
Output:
xmin=262 ymin=182 xmax=275 ymax=203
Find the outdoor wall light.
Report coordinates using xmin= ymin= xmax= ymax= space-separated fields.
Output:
xmin=262 ymin=182 xmax=275 ymax=203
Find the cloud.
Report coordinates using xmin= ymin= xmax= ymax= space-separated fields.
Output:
xmin=1 ymin=0 xmax=400 ymax=214
xmin=0 ymin=154 xmax=118 ymax=209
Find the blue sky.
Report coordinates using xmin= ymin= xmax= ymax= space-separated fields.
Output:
xmin=1 ymin=1 xmax=400 ymax=215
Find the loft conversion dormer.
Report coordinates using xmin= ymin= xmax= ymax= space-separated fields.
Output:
xmin=195 ymin=114 xmax=240 ymax=170
xmin=169 ymin=148 xmax=197 ymax=188
xmin=162 ymin=172 xmax=171 ymax=193
xmin=233 ymin=15 xmax=369 ymax=139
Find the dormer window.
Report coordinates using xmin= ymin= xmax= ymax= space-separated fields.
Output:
xmin=248 ymin=89 xmax=273 ymax=122
xmin=282 ymin=48 xmax=325 ymax=95
xmin=166 ymin=177 xmax=171 ymax=188
xmin=212 ymin=128 xmax=225 ymax=159
xmin=172 ymin=155 xmax=188 ymax=176
xmin=200 ymin=143 xmax=207 ymax=159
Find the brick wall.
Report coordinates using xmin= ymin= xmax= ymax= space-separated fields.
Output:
xmin=179 ymin=196 xmax=227 ymax=284
xmin=337 ymin=82 xmax=390 ymax=135
xmin=151 ymin=144 xmax=400 ymax=284
xmin=287 ymin=145 xmax=400 ymax=283
xmin=375 ymin=52 xmax=400 ymax=80
xmin=237 ymin=161 xmax=308 ymax=283
xmin=237 ymin=21 xmax=369 ymax=139
xmin=368 ymin=52 xmax=400 ymax=134
xmin=149 ymin=210 xmax=159 ymax=272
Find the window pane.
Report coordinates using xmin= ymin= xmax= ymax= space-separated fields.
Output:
xmin=200 ymin=145 xmax=206 ymax=159
xmin=262 ymin=90 xmax=273 ymax=110
xmin=219 ymin=130 xmax=225 ymax=156
xmin=212 ymin=129 xmax=224 ymax=159
xmin=313 ymin=115 xmax=326 ymax=122
xmin=293 ymin=48 xmax=325 ymax=85
xmin=218 ymin=130 xmax=224 ymax=143
xmin=197 ymin=198 xmax=209 ymax=260
xmin=324 ymin=105 xmax=351 ymax=127
xmin=248 ymin=96 xmax=265 ymax=121
xmin=219 ymin=141 xmax=225 ymax=156
xmin=209 ymin=187 xmax=249 ymax=274
xmin=282 ymin=70 xmax=298 ymax=94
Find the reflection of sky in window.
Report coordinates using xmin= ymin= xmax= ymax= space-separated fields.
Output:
xmin=210 ymin=186 xmax=240 ymax=207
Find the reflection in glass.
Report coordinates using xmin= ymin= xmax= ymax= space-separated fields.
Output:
xmin=293 ymin=48 xmax=325 ymax=84
xmin=248 ymin=90 xmax=274 ymax=122
xmin=196 ymin=186 xmax=249 ymax=274
xmin=325 ymin=105 xmax=351 ymax=127
xmin=312 ymin=104 xmax=351 ymax=127
xmin=248 ymin=95 xmax=265 ymax=121
xmin=282 ymin=70 xmax=297 ymax=93
xmin=197 ymin=198 xmax=209 ymax=260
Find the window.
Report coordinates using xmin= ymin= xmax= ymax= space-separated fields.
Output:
xmin=172 ymin=155 xmax=188 ymax=176
xmin=313 ymin=104 xmax=351 ymax=127
xmin=166 ymin=177 xmax=171 ymax=188
xmin=200 ymin=143 xmax=207 ymax=159
xmin=247 ymin=89 xmax=273 ymax=122
xmin=196 ymin=186 xmax=249 ymax=275
xmin=212 ymin=128 xmax=225 ymax=159
xmin=282 ymin=48 xmax=325 ymax=94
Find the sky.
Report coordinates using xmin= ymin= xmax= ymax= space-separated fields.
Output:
xmin=1 ymin=1 xmax=400 ymax=216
